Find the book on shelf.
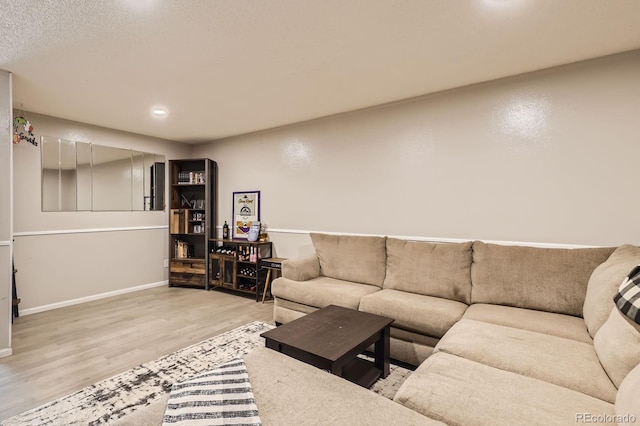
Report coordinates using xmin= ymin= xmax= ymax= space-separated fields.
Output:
xmin=174 ymin=240 xmax=194 ymax=258
xmin=177 ymin=171 xmax=190 ymax=184
xmin=177 ymin=171 xmax=206 ymax=184
xmin=192 ymin=171 xmax=205 ymax=184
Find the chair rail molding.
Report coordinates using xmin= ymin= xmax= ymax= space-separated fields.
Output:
xmin=13 ymin=225 xmax=168 ymax=237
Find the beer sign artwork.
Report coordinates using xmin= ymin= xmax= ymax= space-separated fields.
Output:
xmin=232 ymin=191 xmax=261 ymax=239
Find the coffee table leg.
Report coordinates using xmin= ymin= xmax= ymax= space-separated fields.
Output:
xmin=331 ymin=364 xmax=343 ymax=376
xmin=265 ymin=338 xmax=280 ymax=352
xmin=374 ymin=325 xmax=390 ymax=378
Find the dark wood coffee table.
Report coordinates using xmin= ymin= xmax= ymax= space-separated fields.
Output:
xmin=260 ymin=305 xmax=394 ymax=388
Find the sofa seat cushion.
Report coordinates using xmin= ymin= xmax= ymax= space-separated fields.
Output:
xmin=272 ymin=276 xmax=380 ymax=310
xmin=388 ymin=328 xmax=441 ymax=366
xmin=391 ymin=326 xmax=440 ymax=348
xmin=359 ymin=289 xmax=467 ymax=338
xmin=583 ymin=244 xmax=640 ymax=337
xmin=384 ymin=239 xmax=472 ymax=303
xmin=471 ymin=241 xmax=614 ymax=316
xmin=434 ymin=319 xmax=617 ymax=403
xmin=310 ymin=233 xmax=387 ymax=287
xmin=388 ymin=336 xmax=436 ymax=367
xmin=463 ymin=303 xmax=592 ymax=343
xmin=245 ymin=347 xmax=442 ymax=426
xmin=616 ymin=362 xmax=640 ymax=422
xmin=394 ymin=352 xmax=615 ymax=426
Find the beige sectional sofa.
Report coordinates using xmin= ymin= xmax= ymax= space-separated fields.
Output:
xmin=272 ymin=233 xmax=640 ymax=425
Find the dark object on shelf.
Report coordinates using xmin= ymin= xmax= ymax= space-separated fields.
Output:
xmin=168 ymin=159 xmax=217 ymax=289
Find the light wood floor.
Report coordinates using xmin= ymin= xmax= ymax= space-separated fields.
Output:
xmin=0 ymin=286 xmax=274 ymax=421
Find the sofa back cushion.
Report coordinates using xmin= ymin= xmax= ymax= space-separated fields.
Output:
xmin=384 ymin=239 xmax=472 ymax=304
xmin=310 ymin=233 xmax=387 ymax=287
xmin=471 ymin=241 xmax=614 ymax=317
xmin=594 ymin=307 xmax=640 ymax=388
xmin=583 ymin=245 xmax=640 ymax=338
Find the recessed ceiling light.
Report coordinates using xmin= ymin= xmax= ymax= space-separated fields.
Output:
xmin=480 ymin=0 xmax=528 ymax=11
xmin=151 ymin=107 xmax=168 ymax=118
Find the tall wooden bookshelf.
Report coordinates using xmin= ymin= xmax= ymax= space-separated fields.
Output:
xmin=168 ymin=159 xmax=216 ymax=289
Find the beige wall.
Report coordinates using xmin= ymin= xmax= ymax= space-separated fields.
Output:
xmin=14 ymin=229 xmax=166 ymax=309
xmin=193 ymin=50 xmax=640 ymax=258
xmin=0 ymin=70 xmax=12 ymax=355
xmin=12 ymin=113 xmax=191 ymax=311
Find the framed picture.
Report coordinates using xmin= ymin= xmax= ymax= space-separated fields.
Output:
xmin=233 ymin=191 xmax=260 ymax=239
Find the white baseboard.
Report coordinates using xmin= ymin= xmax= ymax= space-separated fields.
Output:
xmin=20 ymin=281 xmax=168 ymax=316
xmin=0 ymin=347 xmax=12 ymax=358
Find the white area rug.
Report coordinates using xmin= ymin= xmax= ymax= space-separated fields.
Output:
xmin=2 ymin=321 xmax=411 ymax=425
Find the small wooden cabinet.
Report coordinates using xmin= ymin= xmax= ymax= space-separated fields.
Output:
xmin=209 ymin=238 xmax=272 ymax=301
xmin=170 ymin=259 xmax=206 ymax=287
xmin=168 ymin=159 xmax=216 ymax=289
xmin=209 ymin=253 xmax=236 ymax=288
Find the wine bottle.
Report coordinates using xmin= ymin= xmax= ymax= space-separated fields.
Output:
xmin=223 ymin=221 xmax=230 ymax=239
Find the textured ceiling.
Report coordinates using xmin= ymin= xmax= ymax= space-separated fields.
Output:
xmin=2 ymin=0 xmax=640 ymax=144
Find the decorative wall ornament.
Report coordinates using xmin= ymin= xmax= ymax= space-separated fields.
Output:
xmin=13 ymin=115 xmax=37 ymax=146
xmin=232 ymin=190 xmax=260 ymax=239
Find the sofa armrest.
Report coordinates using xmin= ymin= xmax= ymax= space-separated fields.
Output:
xmin=282 ymin=255 xmax=320 ymax=281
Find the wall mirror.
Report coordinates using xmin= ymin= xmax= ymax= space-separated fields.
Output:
xmin=41 ymin=136 xmax=165 ymax=212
